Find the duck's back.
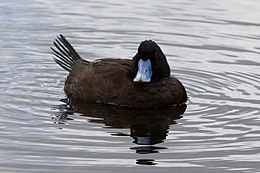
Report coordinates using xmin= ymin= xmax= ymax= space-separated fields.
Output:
xmin=64 ymin=58 xmax=187 ymax=108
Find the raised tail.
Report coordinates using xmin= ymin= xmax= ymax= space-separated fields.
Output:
xmin=51 ymin=34 xmax=83 ymax=72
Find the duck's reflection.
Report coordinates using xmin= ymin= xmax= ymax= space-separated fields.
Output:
xmin=52 ymin=99 xmax=186 ymax=163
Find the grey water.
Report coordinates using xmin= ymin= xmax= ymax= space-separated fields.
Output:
xmin=0 ymin=0 xmax=260 ymax=172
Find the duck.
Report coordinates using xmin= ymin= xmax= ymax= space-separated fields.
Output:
xmin=51 ymin=34 xmax=187 ymax=109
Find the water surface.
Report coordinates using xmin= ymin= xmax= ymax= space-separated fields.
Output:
xmin=0 ymin=0 xmax=260 ymax=172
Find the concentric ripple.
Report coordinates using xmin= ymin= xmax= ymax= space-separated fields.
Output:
xmin=1 ymin=0 xmax=260 ymax=172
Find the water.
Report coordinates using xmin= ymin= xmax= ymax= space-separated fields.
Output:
xmin=0 ymin=0 xmax=260 ymax=172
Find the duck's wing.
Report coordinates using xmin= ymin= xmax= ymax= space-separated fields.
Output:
xmin=92 ymin=59 xmax=132 ymax=81
xmin=64 ymin=58 xmax=133 ymax=104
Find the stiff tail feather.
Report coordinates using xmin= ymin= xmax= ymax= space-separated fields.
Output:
xmin=51 ymin=34 xmax=83 ymax=72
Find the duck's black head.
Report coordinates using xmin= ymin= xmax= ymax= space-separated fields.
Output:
xmin=130 ymin=40 xmax=170 ymax=82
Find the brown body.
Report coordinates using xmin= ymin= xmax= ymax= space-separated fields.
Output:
xmin=64 ymin=58 xmax=187 ymax=108
xmin=52 ymin=35 xmax=187 ymax=108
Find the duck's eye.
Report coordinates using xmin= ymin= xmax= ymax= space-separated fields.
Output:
xmin=145 ymin=69 xmax=147 ymax=72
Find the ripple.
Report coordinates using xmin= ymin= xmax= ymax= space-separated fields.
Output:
xmin=1 ymin=0 xmax=260 ymax=172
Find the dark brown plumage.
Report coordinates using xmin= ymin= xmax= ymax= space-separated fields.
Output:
xmin=51 ymin=35 xmax=187 ymax=108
